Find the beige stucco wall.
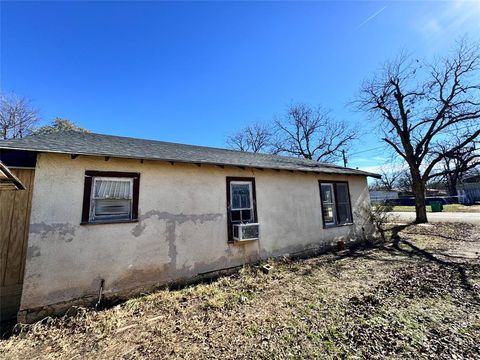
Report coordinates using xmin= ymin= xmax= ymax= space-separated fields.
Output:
xmin=20 ymin=153 xmax=372 ymax=312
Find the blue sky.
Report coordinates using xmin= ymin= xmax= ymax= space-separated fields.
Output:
xmin=1 ymin=1 xmax=479 ymax=171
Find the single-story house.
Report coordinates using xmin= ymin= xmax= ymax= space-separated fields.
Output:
xmin=457 ymin=175 xmax=480 ymax=203
xmin=0 ymin=131 xmax=380 ymax=323
xmin=368 ymin=189 xmax=399 ymax=203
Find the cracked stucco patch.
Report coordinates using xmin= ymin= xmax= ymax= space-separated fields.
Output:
xmin=130 ymin=210 xmax=223 ymax=237
xmin=29 ymin=222 xmax=76 ymax=242
xmin=130 ymin=210 xmax=223 ymax=270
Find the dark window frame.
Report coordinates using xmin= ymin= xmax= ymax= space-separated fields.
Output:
xmin=81 ymin=170 xmax=140 ymax=225
xmin=318 ymin=180 xmax=353 ymax=228
xmin=226 ymin=176 xmax=258 ymax=243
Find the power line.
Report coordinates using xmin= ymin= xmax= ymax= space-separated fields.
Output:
xmin=349 ymin=146 xmax=385 ymax=156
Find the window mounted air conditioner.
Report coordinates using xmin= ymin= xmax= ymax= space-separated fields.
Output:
xmin=233 ymin=223 xmax=259 ymax=242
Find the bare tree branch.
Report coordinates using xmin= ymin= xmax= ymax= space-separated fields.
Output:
xmin=0 ymin=92 xmax=40 ymax=139
xmin=371 ymin=167 xmax=404 ymax=191
xmin=226 ymin=122 xmax=272 ymax=153
xmin=271 ymin=104 xmax=357 ymax=163
xmin=427 ymin=139 xmax=480 ymax=195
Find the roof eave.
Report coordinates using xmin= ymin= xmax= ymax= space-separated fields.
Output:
xmin=0 ymin=145 xmax=380 ymax=178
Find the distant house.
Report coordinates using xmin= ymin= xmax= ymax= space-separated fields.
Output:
xmin=369 ymin=189 xmax=399 ymax=204
xmin=0 ymin=132 xmax=379 ymax=323
xmin=457 ymin=175 xmax=480 ymax=203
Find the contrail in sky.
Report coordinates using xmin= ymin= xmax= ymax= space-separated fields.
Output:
xmin=357 ymin=6 xmax=387 ymax=29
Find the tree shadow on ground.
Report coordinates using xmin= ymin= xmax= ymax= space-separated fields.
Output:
xmin=395 ymin=237 xmax=479 ymax=302
xmin=340 ymin=223 xmax=480 ymax=305
xmin=398 ymin=230 xmax=474 ymax=243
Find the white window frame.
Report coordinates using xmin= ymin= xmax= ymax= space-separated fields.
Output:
xmin=320 ymin=183 xmax=337 ymax=226
xmin=89 ymin=176 xmax=134 ymax=222
xmin=230 ymin=181 xmax=254 ymax=223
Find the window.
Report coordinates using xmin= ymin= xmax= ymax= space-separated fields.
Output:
xmin=320 ymin=183 xmax=336 ymax=226
xmin=81 ymin=171 xmax=140 ymax=224
xmin=230 ymin=181 xmax=254 ymax=222
xmin=226 ymin=177 xmax=258 ymax=242
xmin=319 ymin=181 xmax=352 ymax=227
xmin=91 ymin=178 xmax=133 ymax=221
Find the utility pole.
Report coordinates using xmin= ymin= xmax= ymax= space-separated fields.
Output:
xmin=342 ymin=150 xmax=348 ymax=168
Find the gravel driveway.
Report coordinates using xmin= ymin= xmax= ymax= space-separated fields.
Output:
xmin=392 ymin=211 xmax=480 ymax=225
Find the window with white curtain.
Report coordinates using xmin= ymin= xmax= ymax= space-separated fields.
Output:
xmin=90 ymin=177 xmax=133 ymax=221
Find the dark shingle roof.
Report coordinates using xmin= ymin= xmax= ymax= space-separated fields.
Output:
xmin=0 ymin=132 xmax=380 ymax=178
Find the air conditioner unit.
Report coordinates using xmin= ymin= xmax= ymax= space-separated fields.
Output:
xmin=233 ymin=223 xmax=260 ymax=242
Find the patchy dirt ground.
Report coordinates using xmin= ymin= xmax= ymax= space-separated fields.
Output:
xmin=1 ymin=223 xmax=479 ymax=359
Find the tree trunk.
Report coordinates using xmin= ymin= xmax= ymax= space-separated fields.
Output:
xmin=411 ymin=169 xmax=428 ymax=223
xmin=413 ymin=182 xmax=428 ymax=223
xmin=447 ymin=174 xmax=458 ymax=196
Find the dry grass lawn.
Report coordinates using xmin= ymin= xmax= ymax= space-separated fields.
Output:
xmin=391 ymin=204 xmax=480 ymax=213
xmin=1 ymin=223 xmax=479 ymax=359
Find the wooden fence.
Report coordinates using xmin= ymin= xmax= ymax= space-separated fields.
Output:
xmin=0 ymin=169 xmax=35 ymax=322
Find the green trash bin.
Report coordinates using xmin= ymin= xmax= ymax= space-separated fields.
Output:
xmin=430 ymin=201 xmax=443 ymax=212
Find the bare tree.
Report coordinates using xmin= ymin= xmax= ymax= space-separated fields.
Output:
xmin=226 ymin=122 xmax=272 ymax=153
xmin=432 ymin=140 xmax=479 ymax=195
xmin=272 ymin=104 xmax=357 ymax=163
xmin=0 ymin=92 xmax=40 ymax=139
xmin=371 ymin=167 xmax=403 ymax=191
xmin=396 ymin=172 xmax=413 ymax=193
xmin=358 ymin=39 xmax=480 ymax=223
